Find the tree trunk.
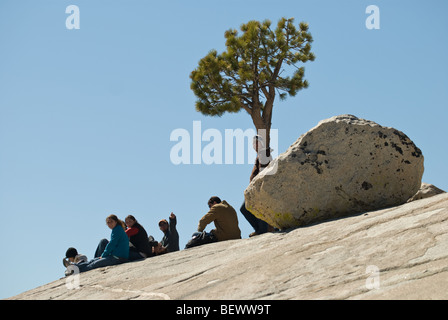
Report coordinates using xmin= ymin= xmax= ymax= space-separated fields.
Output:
xmin=260 ymin=96 xmax=274 ymax=149
xmin=249 ymin=92 xmax=274 ymax=150
xmin=251 ymin=112 xmax=271 ymax=150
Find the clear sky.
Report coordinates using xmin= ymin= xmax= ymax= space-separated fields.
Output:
xmin=1 ymin=0 xmax=447 ymax=299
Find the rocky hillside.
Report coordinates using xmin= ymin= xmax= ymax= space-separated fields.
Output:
xmin=8 ymin=189 xmax=448 ymax=300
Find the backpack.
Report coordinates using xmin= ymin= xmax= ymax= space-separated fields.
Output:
xmin=185 ymin=231 xmax=217 ymax=249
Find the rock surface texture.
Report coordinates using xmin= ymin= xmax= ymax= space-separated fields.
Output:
xmin=245 ymin=115 xmax=424 ymax=229
xmin=8 ymin=192 xmax=448 ymax=300
xmin=408 ymin=183 xmax=446 ymax=202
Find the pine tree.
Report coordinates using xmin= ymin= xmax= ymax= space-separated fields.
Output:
xmin=190 ymin=17 xmax=315 ymax=149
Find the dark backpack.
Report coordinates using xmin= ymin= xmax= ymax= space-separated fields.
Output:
xmin=185 ymin=231 xmax=217 ymax=249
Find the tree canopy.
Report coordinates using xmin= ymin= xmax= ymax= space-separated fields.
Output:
xmin=190 ymin=17 xmax=315 ymax=148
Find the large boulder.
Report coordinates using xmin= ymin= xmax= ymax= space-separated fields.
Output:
xmin=244 ymin=114 xmax=424 ymax=229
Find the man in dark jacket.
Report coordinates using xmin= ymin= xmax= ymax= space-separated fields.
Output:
xmin=158 ymin=212 xmax=180 ymax=253
xmin=241 ymin=135 xmax=274 ymax=237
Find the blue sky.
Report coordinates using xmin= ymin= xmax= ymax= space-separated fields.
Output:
xmin=0 ymin=0 xmax=447 ymax=299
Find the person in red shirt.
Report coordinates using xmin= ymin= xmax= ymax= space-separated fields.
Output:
xmin=125 ymin=215 xmax=155 ymax=261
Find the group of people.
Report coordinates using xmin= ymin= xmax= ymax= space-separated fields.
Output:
xmin=63 ymin=135 xmax=275 ymax=275
xmin=63 ymin=213 xmax=179 ymax=274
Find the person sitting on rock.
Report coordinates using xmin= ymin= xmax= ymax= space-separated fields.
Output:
xmin=157 ymin=212 xmax=180 ymax=254
xmin=76 ymin=214 xmax=129 ymax=273
xmin=62 ymin=247 xmax=87 ymax=268
xmin=186 ymin=197 xmax=241 ymax=248
xmin=125 ymin=215 xmax=155 ymax=261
